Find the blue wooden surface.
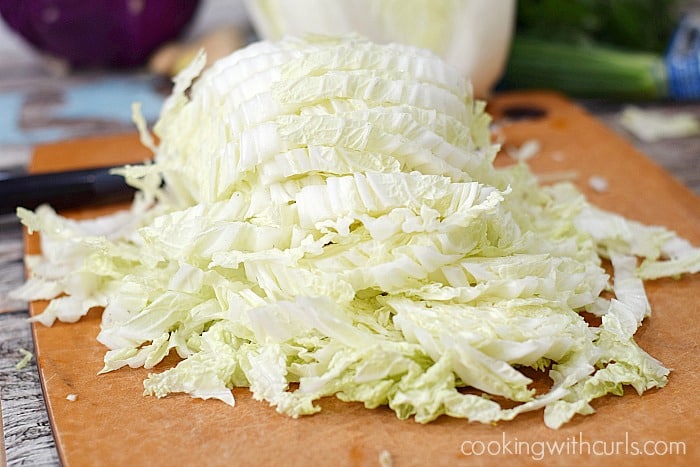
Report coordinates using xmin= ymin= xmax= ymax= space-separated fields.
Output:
xmin=0 ymin=75 xmax=165 ymax=146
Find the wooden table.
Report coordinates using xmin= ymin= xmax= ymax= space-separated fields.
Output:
xmin=1 ymin=10 xmax=700 ymax=467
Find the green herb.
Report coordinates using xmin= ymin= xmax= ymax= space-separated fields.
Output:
xmin=500 ymin=37 xmax=668 ymax=99
xmin=501 ymin=0 xmax=689 ymax=99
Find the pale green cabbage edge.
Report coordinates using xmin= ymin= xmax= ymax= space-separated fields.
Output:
xmin=12 ymin=35 xmax=700 ymax=429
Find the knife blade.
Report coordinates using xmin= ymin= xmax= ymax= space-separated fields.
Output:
xmin=0 ymin=166 xmax=136 ymax=216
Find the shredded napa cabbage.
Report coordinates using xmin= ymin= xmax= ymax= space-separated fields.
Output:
xmin=12 ymin=35 xmax=700 ymax=429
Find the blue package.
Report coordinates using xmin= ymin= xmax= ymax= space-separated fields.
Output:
xmin=665 ymin=13 xmax=700 ymax=99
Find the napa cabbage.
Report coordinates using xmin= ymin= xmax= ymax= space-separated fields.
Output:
xmin=13 ymin=35 xmax=699 ymax=429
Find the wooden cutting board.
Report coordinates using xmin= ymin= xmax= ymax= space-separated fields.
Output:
xmin=26 ymin=92 xmax=700 ymax=466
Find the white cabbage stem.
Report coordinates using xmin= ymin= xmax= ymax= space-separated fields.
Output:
xmin=244 ymin=0 xmax=516 ymax=97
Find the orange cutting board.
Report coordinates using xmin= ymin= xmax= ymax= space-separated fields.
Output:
xmin=27 ymin=93 xmax=700 ymax=466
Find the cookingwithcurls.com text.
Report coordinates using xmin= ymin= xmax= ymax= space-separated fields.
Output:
xmin=460 ymin=432 xmax=687 ymax=461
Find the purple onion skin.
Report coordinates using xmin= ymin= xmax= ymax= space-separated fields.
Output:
xmin=0 ymin=0 xmax=201 ymax=69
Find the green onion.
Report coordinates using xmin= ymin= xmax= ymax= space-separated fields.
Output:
xmin=500 ymin=36 xmax=668 ymax=100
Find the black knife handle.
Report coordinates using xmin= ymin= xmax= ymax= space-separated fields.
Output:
xmin=0 ymin=166 xmax=136 ymax=215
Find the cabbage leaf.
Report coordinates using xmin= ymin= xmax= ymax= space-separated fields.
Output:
xmin=13 ymin=35 xmax=699 ymax=429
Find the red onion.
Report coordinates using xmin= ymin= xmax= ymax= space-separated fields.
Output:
xmin=0 ymin=0 xmax=201 ymax=69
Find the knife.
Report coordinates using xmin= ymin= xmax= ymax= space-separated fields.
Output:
xmin=0 ymin=166 xmax=136 ymax=216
